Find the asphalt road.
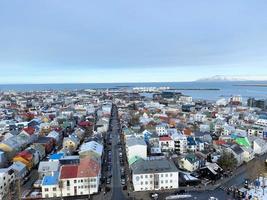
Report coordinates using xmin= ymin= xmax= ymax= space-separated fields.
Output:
xmin=110 ymin=105 xmax=127 ymax=200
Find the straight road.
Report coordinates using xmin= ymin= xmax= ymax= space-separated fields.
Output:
xmin=110 ymin=105 xmax=127 ymax=200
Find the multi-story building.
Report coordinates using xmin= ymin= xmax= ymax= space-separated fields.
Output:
xmin=156 ymin=124 xmax=168 ymax=136
xmin=126 ymin=136 xmax=147 ymax=162
xmin=131 ymin=158 xmax=179 ymax=191
xmin=248 ymin=126 xmax=265 ymax=138
xmin=41 ymin=157 xmax=100 ymax=198
xmin=255 ymin=119 xmax=267 ymax=127
xmin=171 ymin=133 xmax=187 ymax=154
xmin=0 ymin=168 xmax=15 ymax=199
xmin=159 ymin=136 xmax=174 ymax=152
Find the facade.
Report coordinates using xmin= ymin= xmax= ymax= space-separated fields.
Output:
xmin=131 ymin=158 xmax=179 ymax=191
xmin=159 ymin=136 xmax=174 ymax=152
xmin=126 ymin=137 xmax=147 ymax=161
xmin=42 ymin=157 xmax=100 ymax=198
xmin=248 ymin=126 xmax=264 ymax=138
xmin=255 ymin=119 xmax=267 ymax=127
xmin=179 ymin=155 xmax=200 ymax=172
xmin=253 ymin=138 xmax=267 ymax=155
xmin=156 ymin=125 xmax=168 ymax=136
xmin=0 ymin=168 xmax=15 ymax=199
xmin=172 ymin=133 xmax=187 ymax=154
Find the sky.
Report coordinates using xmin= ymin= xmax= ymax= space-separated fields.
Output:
xmin=1 ymin=0 xmax=267 ymax=83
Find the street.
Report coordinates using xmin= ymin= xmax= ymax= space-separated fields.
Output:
xmin=110 ymin=105 xmax=127 ymax=200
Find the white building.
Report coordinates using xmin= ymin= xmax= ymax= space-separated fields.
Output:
xmin=42 ymin=157 xmax=101 ymax=198
xmin=179 ymin=95 xmax=193 ymax=103
xmin=248 ymin=126 xmax=264 ymax=138
xmin=171 ymin=132 xmax=187 ymax=154
xmin=126 ymin=137 xmax=147 ymax=161
xmin=252 ymin=138 xmax=267 ymax=155
xmin=0 ymin=168 xmax=15 ymax=199
xmin=156 ymin=124 xmax=168 ymax=136
xmin=255 ymin=119 xmax=267 ymax=127
xmin=131 ymin=158 xmax=179 ymax=191
xmin=179 ymin=155 xmax=200 ymax=172
xmin=159 ymin=136 xmax=175 ymax=152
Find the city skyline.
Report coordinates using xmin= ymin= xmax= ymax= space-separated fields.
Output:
xmin=1 ymin=1 xmax=267 ymax=83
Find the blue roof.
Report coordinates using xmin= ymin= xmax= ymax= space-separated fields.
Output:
xmin=42 ymin=172 xmax=59 ymax=186
xmin=49 ymin=153 xmax=64 ymax=160
xmin=187 ymin=137 xmax=196 ymax=145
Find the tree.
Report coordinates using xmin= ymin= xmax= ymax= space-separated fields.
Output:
xmin=217 ymin=151 xmax=238 ymax=171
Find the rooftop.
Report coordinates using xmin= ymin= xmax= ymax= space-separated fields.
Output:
xmin=60 ymin=165 xmax=78 ymax=179
xmin=42 ymin=172 xmax=59 ymax=186
xmin=131 ymin=158 xmax=178 ymax=174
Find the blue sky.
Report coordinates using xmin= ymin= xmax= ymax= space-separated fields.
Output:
xmin=0 ymin=0 xmax=267 ymax=83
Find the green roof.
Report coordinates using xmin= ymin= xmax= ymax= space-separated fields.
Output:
xmin=185 ymin=154 xmax=197 ymax=164
xmin=235 ymin=137 xmax=251 ymax=147
xmin=128 ymin=155 xmax=141 ymax=166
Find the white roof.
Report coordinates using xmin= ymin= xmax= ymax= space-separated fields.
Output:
xmin=126 ymin=136 xmax=147 ymax=147
xmin=79 ymin=141 xmax=103 ymax=156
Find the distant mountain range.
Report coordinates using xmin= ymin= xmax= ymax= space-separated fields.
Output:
xmin=196 ymin=75 xmax=267 ymax=82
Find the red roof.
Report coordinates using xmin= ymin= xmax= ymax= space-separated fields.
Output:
xmin=159 ymin=136 xmax=172 ymax=141
xmin=78 ymin=157 xmax=100 ymax=178
xmin=23 ymin=127 xmax=35 ymax=135
xmin=17 ymin=150 xmax=33 ymax=161
xmin=60 ymin=165 xmax=78 ymax=179
xmin=78 ymin=121 xmax=93 ymax=127
xmin=215 ymin=140 xmax=226 ymax=145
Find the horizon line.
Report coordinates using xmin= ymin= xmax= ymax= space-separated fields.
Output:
xmin=0 ymin=80 xmax=267 ymax=85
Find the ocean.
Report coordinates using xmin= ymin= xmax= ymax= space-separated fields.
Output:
xmin=0 ymin=81 xmax=267 ymax=101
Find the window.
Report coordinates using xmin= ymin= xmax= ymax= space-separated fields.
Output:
xmin=81 ymin=180 xmax=83 ymax=183
xmin=74 ymin=180 xmax=77 ymax=183
xmin=170 ymin=180 xmax=173 ymax=183
xmin=150 ymin=181 xmax=153 ymax=184
xmin=53 ymin=193 xmax=57 ymax=197
xmin=170 ymin=173 xmax=173 ymax=177
xmin=67 ymin=180 xmax=70 ymax=186
xmin=45 ymin=188 xmax=49 ymax=192
xmin=161 ymin=174 xmax=163 ymax=177
xmin=53 ymin=187 xmax=56 ymax=191
xmin=80 ymin=192 xmax=83 ymax=195
xmin=140 ymin=175 xmax=143 ymax=179
xmin=161 ymin=180 xmax=163 ymax=184
xmin=45 ymin=194 xmax=49 ymax=198
xmin=165 ymin=180 xmax=168 ymax=183
xmin=145 ymin=181 xmax=148 ymax=185
xmin=140 ymin=181 xmax=143 ymax=185
xmin=150 ymin=175 xmax=153 ymax=178
xmin=165 ymin=174 xmax=168 ymax=177
xmin=145 ymin=175 xmax=148 ymax=178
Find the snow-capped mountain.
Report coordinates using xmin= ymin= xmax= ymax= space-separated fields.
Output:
xmin=196 ymin=75 xmax=267 ymax=82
